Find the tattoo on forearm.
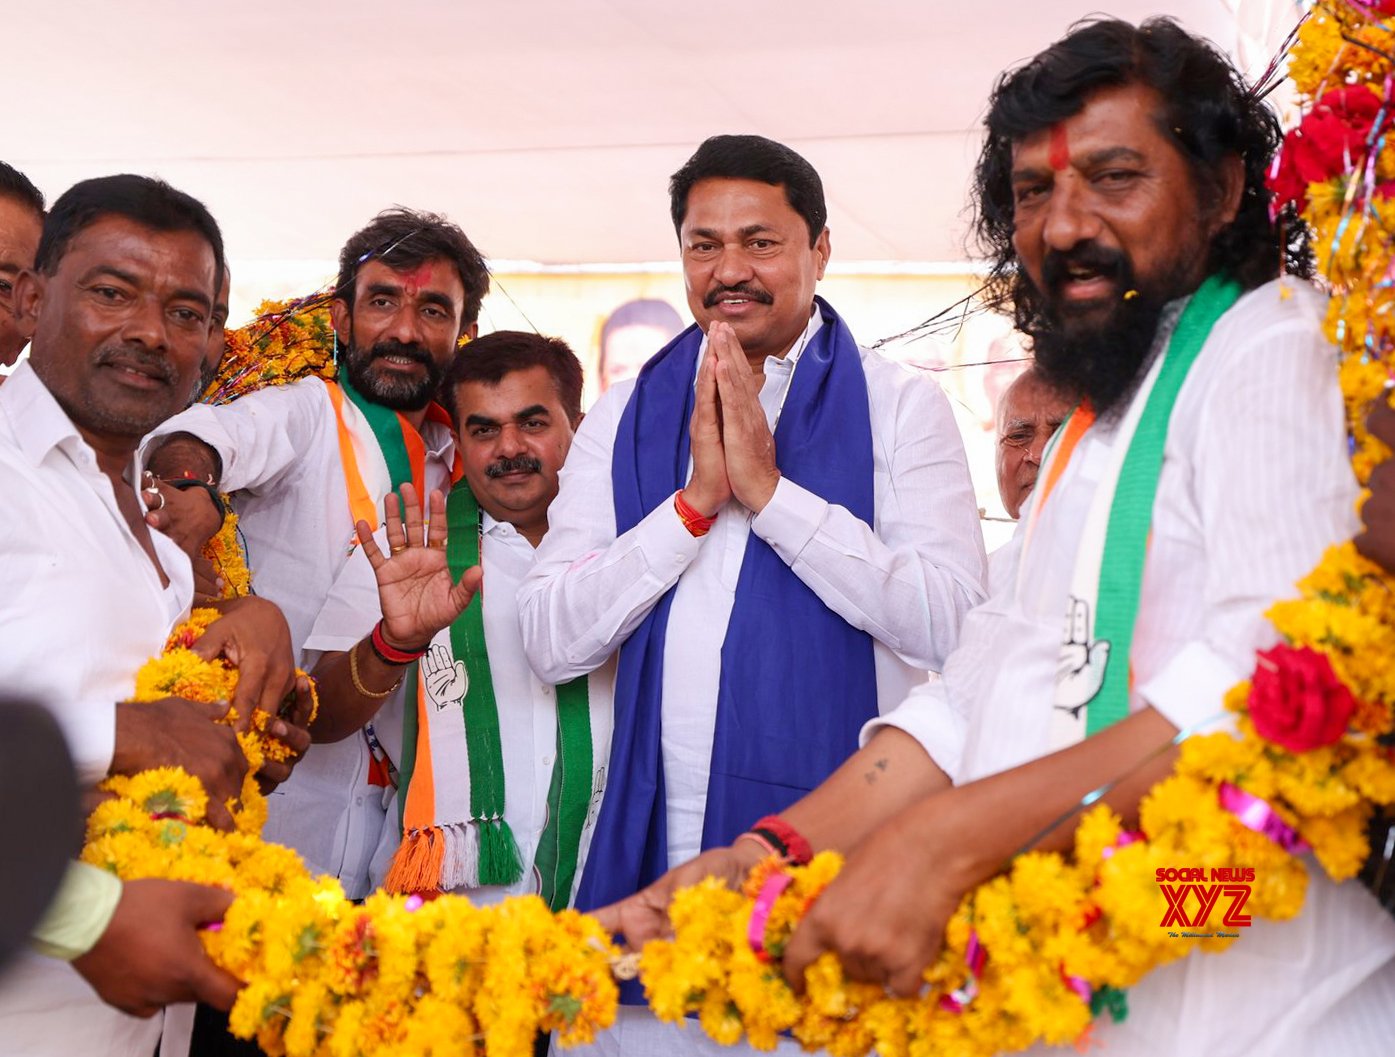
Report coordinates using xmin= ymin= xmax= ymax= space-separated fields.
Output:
xmin=863 ymin=757 xmax=890 ymax=784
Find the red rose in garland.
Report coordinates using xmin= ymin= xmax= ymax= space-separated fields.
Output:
xmin=1248 ymin=644 xmax=1357 ymax=752
xmin=1268 ymin=85 xmax=1385 ymax=212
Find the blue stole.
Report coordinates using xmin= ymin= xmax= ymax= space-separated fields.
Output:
xmin=577 ymin=297 xmax=877 ymax=968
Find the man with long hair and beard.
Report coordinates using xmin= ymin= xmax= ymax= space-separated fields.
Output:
xmin=597 ymin=18 xmax=1393 ymax=1055
xmin=141 ymin=207 xmax=489 ymax=1055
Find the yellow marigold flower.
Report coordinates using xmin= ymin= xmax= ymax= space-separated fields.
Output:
xmin=1302 ymin=804 xmax=1373 ymax=881
xmin=1008 ymin=851 xmax=1085 ymax=929
xmin=131 ymin=647 xmax=236 ymax=705
xmin=227 ymin=977 xmax=289 ymax=1047
xmin=202 ymin=509 xmax=253 ymax=598
xmin=1073 ymin=804 xmax=1124 ymax=866
xmin=85 ymin=798 xmax=155 ymax=842
xmin=698 ymin=986 xmax=744 ymax=1047
xmin=326 ymin=999 xmax=367 ymax=1057
xmin=1342 ymin=747 xmax=1395 ymax=804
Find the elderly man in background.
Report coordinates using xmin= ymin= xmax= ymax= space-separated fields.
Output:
xmin=994 ymin=364 xmax=1073 ymax=521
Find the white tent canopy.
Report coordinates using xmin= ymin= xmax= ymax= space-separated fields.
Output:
xmin=10 ymin=1 xmax=1291 ymax=269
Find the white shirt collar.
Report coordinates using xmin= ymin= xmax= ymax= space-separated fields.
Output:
xmin=480 ymin=506 xmax=538 ymax=551
xmin=0 ymin=360 xmax=90 ymax=468
xmin=693 ymin=303 xmax=824 ymax=380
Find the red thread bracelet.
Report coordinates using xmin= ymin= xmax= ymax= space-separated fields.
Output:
xmin=370 ymin=620 xmax=430 ymax=665
xmin=745 ymin=815 xmax=813 ymax=866
xmin=674 ymin=490 xmax=717 ymax=537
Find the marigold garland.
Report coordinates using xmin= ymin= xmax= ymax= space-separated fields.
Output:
xmin=85 ymin=612 xmax=623 ymax=1056
xmin=194 ymin=294 xmax=340 ymax=598
xmin=82 ymin=12 xmax=1395 ymax=1054
xmin=204 ymin=294 xmax=339 ymax=407
xmin=205 ymin=509 xmax=253 ymax=599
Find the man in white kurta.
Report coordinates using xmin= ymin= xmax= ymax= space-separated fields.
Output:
xmin=143 ymin=208 xmax=489 ymax=898
xmin=524 ymin=314 xmax=984 ymax=869
xmin=302 ymin=331 xmax=613 ymax=908
xmin=0 ymin=361 xmax=200 ymax=1057
xmin=0 ymin=177 xmax=289 ymax=1057
xmin=864 ymin=279 xmax=1395 ymax=1055
xmin=306 ymin=504 xmax=614 ymax=905
xmin=519 ymin=135 xmax=987 ymax=1056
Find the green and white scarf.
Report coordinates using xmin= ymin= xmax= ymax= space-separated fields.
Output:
xmin=384 ymin=481 xmax=596 ymax=911
xmin=1022 ymin=275 xmax=1242 ymax=748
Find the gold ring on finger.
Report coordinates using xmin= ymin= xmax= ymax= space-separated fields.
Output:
xmin=389 ymin=544 xmax=407 ymax=556
xmin=428 ymin=539 xmax=447 ymax=550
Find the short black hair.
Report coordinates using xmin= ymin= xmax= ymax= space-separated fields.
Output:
xmin=336 ymin=207 xmax=490 ymax=328
xmin=0 ymin=162 xmax=44 ymax=217
xmin=973 ymin=16 xmax=1313 ymax=333
xmin=445 ymin=330 xmax=583 ymax=425
xmin=669 ymin=135 xmax=827 ymax=247
xmin=34 ymin=174 xmax=224 ymax=291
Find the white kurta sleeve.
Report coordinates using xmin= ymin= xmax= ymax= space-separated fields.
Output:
xmin=518 ymin=384 xmax=706 ymax=684
xmin=141 ymin=378 xmax=330 ymax=493
xmin=859 ymin=675 xmax=967 ymax=782
xmin=1138 ymin=295 xmax=1356 ymax=733
xmin=750 ymin=364 xmax=987 ymax=670
xmin=304 ymin=541 xmax=384 ymax=655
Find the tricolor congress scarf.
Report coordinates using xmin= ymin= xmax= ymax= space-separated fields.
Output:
xmin=576 ymin=297 xmax=878 ymax=943
xmin=332 ymin=379 xmax=597 ymax=908
xmin=1016 ymin=275 xmax=1242 ymax=748
xmin=384 ymin=481 xmax=595 ymax=910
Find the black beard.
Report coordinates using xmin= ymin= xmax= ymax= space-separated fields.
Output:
xmin=1026 ymin=244 xmax=1197 ymax=420
xmin=343 ymin=338 xmax=443 ymax=411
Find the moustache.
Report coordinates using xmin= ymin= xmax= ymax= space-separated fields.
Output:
xmin=369 ymin=340 xmax=434 ymax=368
xmin=703 ymin=283 xmax=774 ymax=308
xmin=485 ymin=454 xmax=543 ymax=478
xmin=95 ymin=344 xmax=176 ymax=385
xmin=1040 ymin=243 xmax=1129 ymax=295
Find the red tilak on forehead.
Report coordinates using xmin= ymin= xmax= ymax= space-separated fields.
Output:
xmin=403 ymin=261 xmax=432 ymax=296
xmin=1048 ymin=124 xmax=1070 ymax=171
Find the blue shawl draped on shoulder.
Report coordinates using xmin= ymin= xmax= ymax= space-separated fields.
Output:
xmin=577 ymin=298 xmax=878 ymax=976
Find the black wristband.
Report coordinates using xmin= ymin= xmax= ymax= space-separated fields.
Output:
xmin=746 ymin=826 xmax=791 ymax=860
xmin=164 ymin=478 xmax=228 ymax=523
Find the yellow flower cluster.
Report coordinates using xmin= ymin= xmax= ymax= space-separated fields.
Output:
xmin=204 ymin=296 xmax=338 ymax=406
xmin=637 ymin=784 xmax=1314 ymax=1057
xmin=85 ymin=612 xmax=620 ymax=1057
xmin=1288 ymin=5 xmax=1395 ymax=100
xmin=205 ymin=507 xmax=253 ymax=599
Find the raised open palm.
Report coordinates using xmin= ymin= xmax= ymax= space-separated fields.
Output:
xmin=356 ymin=483 xmax=482 ymax=650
